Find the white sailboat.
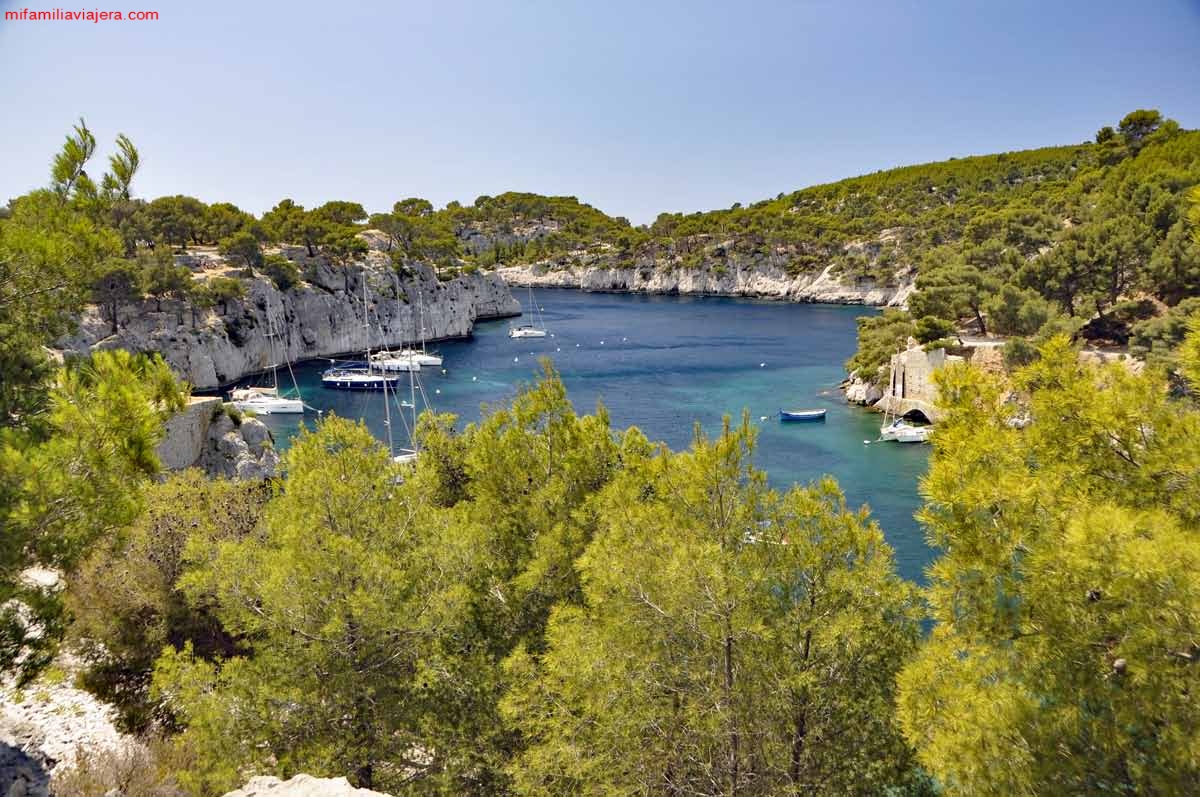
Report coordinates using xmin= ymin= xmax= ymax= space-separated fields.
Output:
xmin=879 ymin=405 xmax=932 ymax=444
xmin=230 ymin=302 xmax=305 ymax=414
xmin=892 ymin=424 xmax=932 ymax=444
xmin=387 ymin=335 xmax=428 ymax=466
xmin=322 ymin=270 xmax=402 ymax=391
xmin=372 ymin=282 xmax=443 ymax=369
xmin=369 ymin=350 xmax=422 ymax=372
xmin=876 ymin=349 xmax=933 ymax=443
xmin=509 ymin=284 xmax=548 ymax=338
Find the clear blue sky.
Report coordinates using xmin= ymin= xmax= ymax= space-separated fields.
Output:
xmin=2 ymin=0 xmax=1198 ymax=224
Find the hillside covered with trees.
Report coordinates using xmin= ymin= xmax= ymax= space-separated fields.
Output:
xmin=21 ymin=110 xmax=1197 ymax=392
xmin=4 ymin=117 xmax=1200 ymax=795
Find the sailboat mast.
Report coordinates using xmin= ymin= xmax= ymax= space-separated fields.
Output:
xmin=409 ymin=361 xmax=418 ymax=454
xmin=382 ymin=345 xmax=395 ymax=456
xmin=418 ymin=285 xmax=427 ymax=354
xmin=266 ymin=303 xmax=280 ymax=392
xmin=362 ymin=268 xmax=372 ymax=371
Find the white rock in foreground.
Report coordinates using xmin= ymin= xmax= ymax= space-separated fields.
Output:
xmin=224 ymin=774 xmax=392 ymax=797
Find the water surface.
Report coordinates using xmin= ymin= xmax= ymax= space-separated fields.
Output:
xmin=246 ymin=290 xmax=932 ymax=581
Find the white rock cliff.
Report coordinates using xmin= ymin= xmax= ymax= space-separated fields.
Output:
xmin=58 ymin=243 xmax=520 ymax=390
xmin=497 ymin=257 xmax=912 ymax=306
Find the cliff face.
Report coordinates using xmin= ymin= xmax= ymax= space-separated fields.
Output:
xmin=498 ymin=258 xmax=912 ymax=305
xmin=485 ymin=225 xmax=914 ymax=306
xmin=59 ymin=243 xmax=520 ymax=390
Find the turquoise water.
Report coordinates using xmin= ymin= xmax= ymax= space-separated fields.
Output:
xmin=244 ymin=290 xmax=932 ymax=582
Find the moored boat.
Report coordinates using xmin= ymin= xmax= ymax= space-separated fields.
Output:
xmin=892 ymin=424 xmax=931 ymax=444
xmin=230 ymin=386 xmax=304 ymax=414
xmin=779 ymin=409 xmax=826 ymax=422
xmin=321 ymin=364 xmax=401 ymax=390
xmin=229 ymin=301 xmax=306 ymax=414
xmin=369 ymin=350 xmax=422 ymax=371
xmin=509 ymin=325 xmax=548 ymax=339
xmin=509 ymin=285 xmax=548 ymax=338
xmin=400 ymin=348 xmax=443 ymax=367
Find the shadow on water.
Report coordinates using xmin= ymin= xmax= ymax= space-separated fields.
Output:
xmin=238 ymin=289 xmax=935 ymax=583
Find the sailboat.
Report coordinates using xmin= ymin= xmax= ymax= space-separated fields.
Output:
xmin=391 ymin=365 xmax=421 ymax=464
xmin=878 ymin=399 xmax=931 ymax=444
xmin=372 ymin=282 xmax=442 ymax=369
xmin=322 ymin=270 xmax=402 ymax=391
xmin=382 ymin=327 xmax=429 ymax=466
xmin=230 ymin=301 xmax=305 ymax=414
xmin=509 ymin=284 xmax=548 ymax=338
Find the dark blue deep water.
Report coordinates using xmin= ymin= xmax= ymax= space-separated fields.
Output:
xmin=243 ymin=289 xmax=932 ymax=581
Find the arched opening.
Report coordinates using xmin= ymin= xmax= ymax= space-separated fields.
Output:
xmin=902 ymin=408 xmax=932 ymax=424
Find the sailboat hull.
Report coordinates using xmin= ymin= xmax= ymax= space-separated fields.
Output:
xmin=509 ymin=327 xmax=547 ymax=338
xmin=232 ymin=397 xmax=305 ymax=414
xmin=321 ymin=367 xmax=401 ymax=390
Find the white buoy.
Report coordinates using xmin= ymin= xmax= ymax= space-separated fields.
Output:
xmin=513 ymin=356 xmax=519 ymax=363
xmin=760 ymin=363 xmax=766 ymax=367
xmin=575 ymin=343 xmax=580 ymax=348
xmin=759 ymin=415 xmax=768 ymax=422
xmin=600 ymin=340 xmax=605 ymax=345
xmin=435 ymin=388 xmax=441 ymax=394
xmin=556 ymin=347 xmax=561 ymax=352
xmin=622 ymin=337 xmax=627 ymax=342
xmin=441 ymin=368 xmax=447 ymax=375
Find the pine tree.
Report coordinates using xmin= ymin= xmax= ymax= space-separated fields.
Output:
xmin=897 ymin=337 xmax=1200 ymax=794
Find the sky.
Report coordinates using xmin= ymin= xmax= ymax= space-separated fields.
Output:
xmin=1 ymin=0 xmax=1199 ymax=224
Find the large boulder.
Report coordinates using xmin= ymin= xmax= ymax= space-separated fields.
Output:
xmin=223 ymin=774 xmax=392 ymax=797
xmin=198 ymin=410 xmax=279 ymax=480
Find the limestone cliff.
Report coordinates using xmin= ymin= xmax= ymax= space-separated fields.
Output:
xmin=58 ymin=238 xmax=520 ymax=390
xmin=491 ymin=230 xmax=914 ymax=306
xmin=498 ymin=258 xmax=912 ymax=305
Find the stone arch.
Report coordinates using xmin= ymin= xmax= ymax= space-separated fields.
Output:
xmin=902 ymin=408 xmax=932 ymax=424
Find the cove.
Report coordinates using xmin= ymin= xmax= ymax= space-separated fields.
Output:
xmin=248 ymin=289 xmax=933 ymax=582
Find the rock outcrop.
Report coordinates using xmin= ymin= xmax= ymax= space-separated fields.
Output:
xmin=843 ymin=374 xmax=884 ymax=407
xmin=497 ymin=254 xmax=912 ymax=306
xmin=0 ymin=659 xmax=129 ymax=795
xmin=157 ymin=396 xmax=279 ymax=478
xmin=224 ymin=774 xmax=392 ymax=797
xmin=58 ymin=240 xmax=520 ymax=391
xmin=199 ymin=411 xmax=280 ymax=479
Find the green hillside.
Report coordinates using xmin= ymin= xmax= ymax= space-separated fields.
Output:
xmin=7 ymin=110 xmax=1197 ymax=389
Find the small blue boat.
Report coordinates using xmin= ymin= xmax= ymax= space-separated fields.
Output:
xmin=779 ymin=409 xmax=826 ymax=422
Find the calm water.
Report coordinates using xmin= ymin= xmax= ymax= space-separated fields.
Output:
xmin=242 ymin=290 xmax=932 ymax=581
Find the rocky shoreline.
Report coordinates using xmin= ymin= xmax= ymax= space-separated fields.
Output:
xmin=496 ymin=259 xmax=913 ymax=307
xmin=58 ymin=240 xmax=521 ymax=391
